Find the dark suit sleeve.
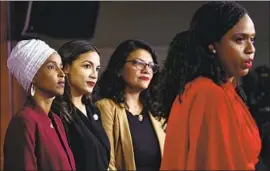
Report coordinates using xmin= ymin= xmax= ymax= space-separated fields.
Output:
xmin=4 ymin=116 xmax=37 ymax=170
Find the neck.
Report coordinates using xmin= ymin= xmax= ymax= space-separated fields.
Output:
xmin=124 ymin=88 xmax=142 ymax=114
xmin=33 ymin=95 xmax=54 ymax=115
xmin=70 ymin=87 xmax=84 ymax=109
xmin=228 ymin=76 xmax=238 ymax=88
xmin=124 ymin=88 xmax=140 ymax=104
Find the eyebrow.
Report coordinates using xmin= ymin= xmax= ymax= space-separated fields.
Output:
xmin=45 ymin=60 xmax=63 ymax=66
xmin=132 ymin=58 xmax=154 ymax=63
xmin=82 ymin=60 xmax=101 ymax=67
xmin=233 ymin=33 xmax=256 ymax=37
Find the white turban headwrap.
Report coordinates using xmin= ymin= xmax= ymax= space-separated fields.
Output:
xmin=7 ymin=39 xmax=56 ymax=91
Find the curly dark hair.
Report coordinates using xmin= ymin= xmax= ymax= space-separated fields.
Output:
xmin=158 ymin=1 xmax=249 ymax=120
xmin=94 ymin=39 xmax=161 ymax=117
xmin=51 ymin=40 xmax=100 ymax=123
xmin=158 ymin=31 xmax=190 ymax=117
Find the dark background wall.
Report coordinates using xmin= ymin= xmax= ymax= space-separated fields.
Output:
xmin=39 ymin=1 xmax=269 ymax=70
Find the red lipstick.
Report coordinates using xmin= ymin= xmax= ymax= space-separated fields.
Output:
xmin=138 ymin=76 xmax=150 ymax=81
xmin=87 ymin=81 xmax=96 ymax=87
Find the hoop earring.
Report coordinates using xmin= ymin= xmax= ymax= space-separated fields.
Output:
xmin=31 ymin=84 xmax=35 ymax=96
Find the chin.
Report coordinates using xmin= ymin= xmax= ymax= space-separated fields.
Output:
xmin=137 ymin=84 xmax=149 ymax=90
xmin=85 ymin=88 xmax=94 ymax=94
xmin=54 ymin=90 xmax=64 ymax=96
xmin=40 ymin=88 xmax=63 ymax=98
xmin=239 ymin=69 xmax=250 ymax=77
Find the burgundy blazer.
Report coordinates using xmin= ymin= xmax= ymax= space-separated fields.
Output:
xmin=4 ymin=102 xmax=76 ymax=171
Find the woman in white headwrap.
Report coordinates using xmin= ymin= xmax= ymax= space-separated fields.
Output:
xmin=4 ymin=39 xmax=76 ymax=171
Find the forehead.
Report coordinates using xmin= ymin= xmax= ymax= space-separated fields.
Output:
xmin=225 ymin=14 xmax=255 ymax=37
xmin=43 ymin=52 xmax=62 ymax=65
xmin=74 ymin=51 xmax=100 ymax=65
xmin=126 ymin=49 xmax=154 ymax=63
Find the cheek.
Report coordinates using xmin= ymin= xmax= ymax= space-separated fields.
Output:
xmin=121 ymin=68 xmax=138 ymax=83
xmin=69 ymin=70 xmax=85 ymax=85
xmin=219 ymin=43 xmax=242 ymax=66
xmin=36 ymin=73 xmax=56 ymax=87
xmin=149 ymin=72 xmax=154 ymax=80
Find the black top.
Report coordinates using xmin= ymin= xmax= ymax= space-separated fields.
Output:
xmin=54 ymin=102 xmax=110 ymax=171
xmin=126 ymin=108 xmax=161 ymax=171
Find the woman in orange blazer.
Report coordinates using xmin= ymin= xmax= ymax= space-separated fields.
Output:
xmin=158 ymin=2 xmax=261 ymax=170
xmin=95 ymin=39 xmax=165 ymax=171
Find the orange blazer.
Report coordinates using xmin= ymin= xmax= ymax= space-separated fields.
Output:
xmin=161 ymin=77 xmax=261 ymax=170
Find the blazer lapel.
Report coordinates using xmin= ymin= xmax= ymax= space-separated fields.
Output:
xmin=116 ymin=104 xmax=136 ymax=170
xmin=149 ymin=113 xmax=166 ymax=156
xmin=52 ymin=114 xmax=75 ymax=170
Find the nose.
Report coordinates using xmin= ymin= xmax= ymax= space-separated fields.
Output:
xmin=58 ymin=67 xmax=65 ymax=78
xmin=245 ymin=40 xmax=256 ymax=54
xmin=90 ymin=68 xmax=98 ymax=79
xmin=141 ymin=64 xmax=152 ymax=74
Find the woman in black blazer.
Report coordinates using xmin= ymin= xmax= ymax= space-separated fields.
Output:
xmin=52 ymin=40 xmax=110 ymax=171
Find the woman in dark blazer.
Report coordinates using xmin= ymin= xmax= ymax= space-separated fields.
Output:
xmin=52 ymin=40 xmax=110 ymax=171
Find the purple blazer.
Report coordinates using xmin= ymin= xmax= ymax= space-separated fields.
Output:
xmin=4 ymin=102 xmax=76 ymax=171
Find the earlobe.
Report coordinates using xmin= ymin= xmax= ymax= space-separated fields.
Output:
xmin=208 ymin=44 xmax=216 ymax=54
xmin=117 ymin=71 xmax=122 ymax=78
xmin=116 ymin=67 xmax=123 ymax=78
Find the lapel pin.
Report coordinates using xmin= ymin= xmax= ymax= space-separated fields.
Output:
xmin=93 ymin=114 xmax=99 ymax=121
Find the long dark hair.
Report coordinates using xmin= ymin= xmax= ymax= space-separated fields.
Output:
xmin=52 ymin=40 xmax=100 ymax=123
xmin=158 ymin=1 xmax=248 ymax=120
xmin=94 ymin=39 xmax=161 ymax=117
xmin=158 ymin=31 xmax=190 ymax=116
